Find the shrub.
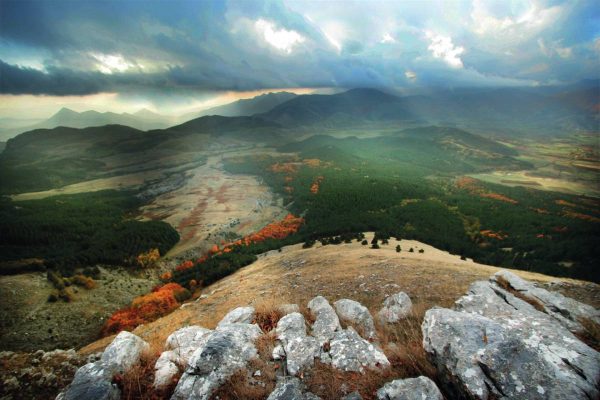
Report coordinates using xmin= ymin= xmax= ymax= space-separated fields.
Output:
xmin=102 ymin=283 xmax=190 ymax=336
xmin=396 ymin=245 xmax=401 ymax=252
xmin=58 ymin=288 xmax=74 ymax=302
xmin=72 ymin=274 xmax=96 ymax=289
xmin=47 ymin=270 xmax=66 ymax=290
xmin=361 ymin=240 xmax=368 ymax=245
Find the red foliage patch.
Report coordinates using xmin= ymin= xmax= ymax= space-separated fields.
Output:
xmin=102 ymin=283 xmax=188 ymax=336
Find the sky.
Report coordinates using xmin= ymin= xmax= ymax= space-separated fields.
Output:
xmin=0 ymin=0 xmax=598 ymax=118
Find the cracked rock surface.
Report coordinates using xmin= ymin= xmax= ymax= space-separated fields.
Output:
xmin=375 ymin=376 xmax=443 ymax=400
xmin=422 ymin=270 xmax=600 ymax=400
xmin=59 ymin=331 xmax=149 ymax=400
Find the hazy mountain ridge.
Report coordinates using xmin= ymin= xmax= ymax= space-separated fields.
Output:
xmin=259 ymin=84 xmax=599 ymax=135
xmin=0 ymin=91 xmax=297 ymax=142
xmin=182 ymin=91 xmax=297 ymax=120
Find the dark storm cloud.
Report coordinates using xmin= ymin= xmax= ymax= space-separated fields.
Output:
xmin=0 ymin=60 xmax=106 ymax=95
xmin=0 ymin=0 xmax=598 ymax=96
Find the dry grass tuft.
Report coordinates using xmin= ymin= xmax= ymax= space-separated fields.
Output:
xmin=495 ymin=275 xmax=546 ymax=312
xmin=253 ymin=302 xmax=284 ymax=333
xmin=576 ymin=317 xmax=600 ymax=352
xmin=213 ymin=349 xmax=279 ymax=399
xmin=305 ymin=361 xmax=394 ymax=400
xmin=119 ymin=345 xmax=178 ymax=400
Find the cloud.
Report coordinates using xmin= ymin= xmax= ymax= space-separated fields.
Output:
xmin=0 ymin=0 xmax=597 ymax=99
xmin=0 ymin=60 xmax=106 ymax=95
xmin=254 ymin=19 xmax=305 ymax=53
xmin=425 ymin=31 xmax=464 ymax=68
xmin=380 ymin=33 xmax=396 ymax=44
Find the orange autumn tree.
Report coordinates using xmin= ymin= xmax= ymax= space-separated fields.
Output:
xmin=229 ymin=214 xmax=304 ymax=248
xmin=136 ymin=248 xmax=160 ymax=268
xmin=102 ymin=283 xmax=190 ymax=335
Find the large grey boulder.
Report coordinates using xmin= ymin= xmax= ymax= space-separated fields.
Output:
xmin=491 ymin=270 xmax=600 ymax=333
xmin=329 ymin=327 xmax=390 ymax=372
xmin=275 ymin=312 xmax=320 ymax=376
xmin=377 ymin=292 xmax=412 ymax=323
xmin=154 ymin=326 xmax=213 ymax=388
xmin=423 ymin=308 xmax=506 ymax=399
xmin=61 ymin=331 xmax=149 ymax=400
xmin=170 ymin=323 xmax=262 ymax=400
xmin=267 ymin=377 xmax=321 ymax=400
xmin=284 ymin=336 xmax=321 ymax=376
xmin=334 ymin=299 xmax=377 ymax=340
xmin=62 ymin=362 xmax=120 ymax=400
xmin=276 ymin=312 xmax=308 ymax=344
xmin=217 ymin=306 xmax=255 ymax=327
xmin=376 ymin=376 xmax=443 ymax=400
xmin=153 ymin=351 xmax=180 ymax=389
xmin=308 ymin=296 xmax=341 ymax=344
xmin=423 ymin=273 xmax=600 ymax=400
xmin=101 ymin=331 xmax=149 ymax=376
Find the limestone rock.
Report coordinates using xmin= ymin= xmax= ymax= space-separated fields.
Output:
xmin=341 ymin=391 xmax=363 ymax=400
xmin=170 ymin=323 xmax=261 ymax=400
xmin=423 ymin=274 xmax=600 ymax=400
xmin=377 ymin=292 xmax=412 ymax=323
xmin=217 ymin=306 xmax=255 ymax=327
xmin=101 ymin=331 xmax=149 ymax=376
xmin=329 ymin=327 xmax=389 ymax=372
xmin=267 ymin=377 xmax=321 ymax=400
xmin=308 ymin=296 xmax=341 ymax=344
xmin=284 ymin=336 xmax=320 ymax=376
xmin=276 ymin=312 xmax=307 ymax=344
xmin=154 ymin=326 xmax=213 ymax=388
xmin=492 ymin=270 xmax=600 ymax=333
xmin=376 ymin=376 xmax=443 ymax=400
xmin=165 ymin=326 xmax=212 ymax=352
xmin=275 ymin=312 xmax=319 ymax=375
xmin=422 ymin=308 xmax=507 ymax=399
xmin=61 ymin=362 xmax=119 ymax=400
xmin=334 ymin=299 xmax=377 ymax=340
xmin=61 ymin=332 xmax=149 ymax=400
xmin=153 ymin=352 xmax=180 ymax=389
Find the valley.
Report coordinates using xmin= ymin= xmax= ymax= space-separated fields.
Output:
xmin=0 ymin=87 xmax=598 ymax=363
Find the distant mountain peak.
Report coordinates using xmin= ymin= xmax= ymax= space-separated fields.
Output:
xmin=134 ymin=108 xmax=160 ymax=118
xmin=53 ymin=107 xmax=79 ymax=117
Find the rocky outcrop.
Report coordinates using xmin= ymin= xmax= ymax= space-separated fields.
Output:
xmin=275 ymin=312 xmax=320 ymax=376
xmin=217 ymin=306 xmax=255 ymax=327
xmin=376 ymin=376 xmax=443 ymax=400
xmin=170 ymin=322 xmax=262 ymax=400
xmin=267 ymin=377 xmax=321 ymax=400
xmin=492 ymin=270 xmax=600 ymax=333
xmin=273 ymin=297 xmax=389 ymax=376
xmin=334 ymin=299 xmax=377 ymax=340
xmin=154 ymin=326 xmax=212 ymax=388
xmin=422 ymin=270 xmax=600 ymax=400
xmin=377 ymin=292 xmax=412 ymax=323
xmin=329 ymin=327 xmax=389 ymax=372
xmin=59 ymin=331 xmax=149 ymax=400
xmin=308 ymin=296 xmax=341 ymax=345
